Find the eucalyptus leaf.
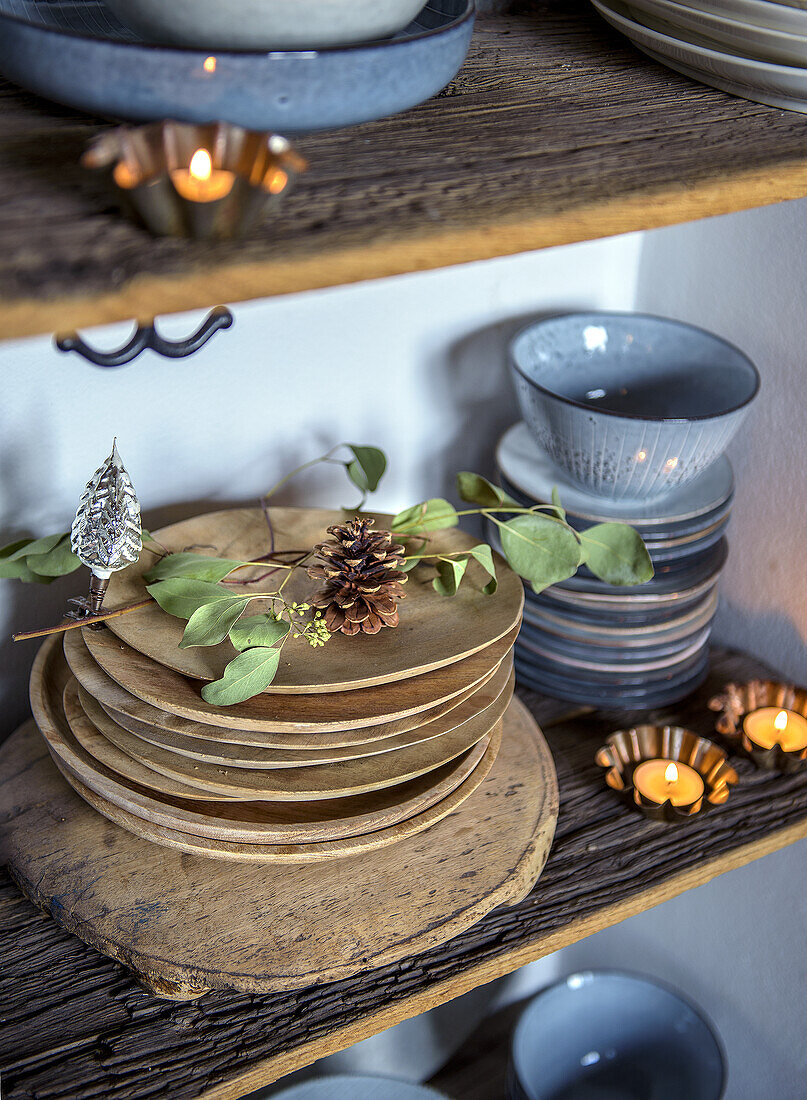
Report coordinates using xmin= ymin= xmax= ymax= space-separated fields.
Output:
xmin=456 ymin=472 xmax=517 ymax=509
xmin=0 ymin=543 xmax=54 ymax=584
xmin=499 ymin=514 xmax=582 ymax=595
xmin=392 ymin=499 xmax=459 ymax=534
xmin=579 ymin=523 xmax=654 ymax=586
xmin=398 ymin=556 xmax=421 ymax=572
xmin=26 ymin=535 xmax=82 ymax=577
xmin=179 ymin=597 xmax=250 ymax=649
xmin=467 ymin=543 xmax=498 ymax=595
xmin=433 ymin=557 xmax=468 ymax=597
xmin=229 ymin=613 xmax=290 ymax=652
xmin=145 ymin=552 xmax=243 ymax=584
xmin=146 ymin=578 xmax=238 ymax=621
xmin=201 ymin=647 xmax=282 ymax=706
xmin=346 ymin=445 xmax=387 ymax=494
xmin=551 ymin=487 xmax=566 ymax=521
xmin=7 ymin=532 xmax=65 ymax=561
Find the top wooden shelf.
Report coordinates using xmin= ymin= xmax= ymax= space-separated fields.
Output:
xmin=4 ymin=0 xmax=807 ymax=340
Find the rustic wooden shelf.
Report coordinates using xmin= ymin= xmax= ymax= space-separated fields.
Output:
xmin=4 ymin=1 xmax=807 ymax=340
xmin=2 ymin=647 xmax=807 ymax=1100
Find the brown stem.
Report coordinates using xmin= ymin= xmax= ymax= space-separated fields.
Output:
xmin=12 ymin=597 xmax=153 ymax=642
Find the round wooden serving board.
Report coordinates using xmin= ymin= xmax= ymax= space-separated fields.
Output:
xmin=78 ymin=624 xmax=519 ymax=733
xmin=64 ymin=629 xmax=499 ymax=748
xmin=89 ymin=657 xmax=513 ymax=768
xmin=62 ymin=671 xmax=513 ymax=800
xmin=0 ymin=697 xmax=557 ymax=997
xmin=105 ymin=507 xmax=523 ymax=691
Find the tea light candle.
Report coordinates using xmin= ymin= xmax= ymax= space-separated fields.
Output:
xmin=743 ymin=708 xmax=807 ymax=751
xmin=632 ymin=759 xmax=704 ymax=807
xmin=170 ymin=149 xmax=235 ymax=203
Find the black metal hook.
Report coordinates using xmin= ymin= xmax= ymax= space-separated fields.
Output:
xmin=54 ymin=306 xmax=234 ymax=367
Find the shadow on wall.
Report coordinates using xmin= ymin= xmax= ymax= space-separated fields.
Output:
xmin=632 ymin=199 xmax=807 ymax=684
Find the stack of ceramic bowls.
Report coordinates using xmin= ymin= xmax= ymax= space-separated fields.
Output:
xmin=502 ymin=312 xmax=759 ymax=710
xmin=590 ymin=0 xmax=807 ymax=114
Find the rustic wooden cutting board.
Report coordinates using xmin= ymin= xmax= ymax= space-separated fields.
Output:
xmin=0 ymin=695 xmax=557 ymax=998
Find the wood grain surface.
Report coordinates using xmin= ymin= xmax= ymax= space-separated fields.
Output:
xmin=64 ymin=628 xmax=498 ymax=747
xmin=32 ymin=637 xmax=505 ymax=843
xmin=59 ymin=670 xmax=514 ymax=800
xmin=50 ymin=725 xmax=496 ymax=863
xmin=1 ymin=694 xmax=556 ymax=983
xmin=90 ymin=658 xmax=513 ymax=767
xmin=3 ymin=651 xmax=807 ymax=1100
xmin=79 ymin=624 xmax=519 ymax=731
xmin=4 ymin=6 xmax=807 ymax=339
xmin=105 ymin=507 xmax=523 ymax=688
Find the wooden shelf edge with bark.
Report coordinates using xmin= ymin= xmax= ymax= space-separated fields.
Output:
xmin=2 ymin=647 xmax=807 ymax=1100
xmin=3 ymin=2 xmax=807 ymax=340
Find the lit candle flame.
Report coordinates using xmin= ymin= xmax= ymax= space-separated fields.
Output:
xmin=775 ymin=710 xmax=789 ymax=732
xmin=189 ymin=149 xmax=213 ymax=182
xmin=203 ymin=56 xmax=216 ymax=73
xmin=664 ymin=762 xmax=679 ymax=783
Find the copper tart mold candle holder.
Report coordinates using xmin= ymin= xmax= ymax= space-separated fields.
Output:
xmin=83 ymin=121 xmax=307 ymax=240
xmin=595 ymin=725 xmax=738 ymax=824
xmin=709 ymin=679 xmax=807 ymax=773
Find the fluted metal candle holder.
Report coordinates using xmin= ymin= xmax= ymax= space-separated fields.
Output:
xmin=595 ymin=725 xmax=738 ymax=824
xmin=709 ymin=679 xmax=807 ymax=773
xmin=82 ymin=121 xmax=307 ymax=240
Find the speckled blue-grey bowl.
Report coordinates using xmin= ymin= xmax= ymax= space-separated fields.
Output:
xmin=508 ymin=971 xmax=726 ymax=1100
xmin=509 ymin=313 xmax=760 ymax=501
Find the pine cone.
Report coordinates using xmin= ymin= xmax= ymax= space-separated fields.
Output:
xmin=307 ymin=518 xmax=407 ymax=636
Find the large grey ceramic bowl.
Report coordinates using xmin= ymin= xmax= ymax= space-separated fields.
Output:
xmin=509 ymin=313 xmax=760 ymax=501
xmin=508 ymin=971 xmax=726 ymax=1100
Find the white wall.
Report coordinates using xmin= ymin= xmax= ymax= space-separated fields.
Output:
xmin=3 ymin=202 xmax=807 ymax=1098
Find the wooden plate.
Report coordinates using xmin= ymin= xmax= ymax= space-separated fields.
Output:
xmin=63 ymin=671 xmax=514 ymax=800
xmin=64 ymin=628 xmax=499 ymax=748
xmin=0 ymin=697 xmax=557 ymax=994
xmin=89 ymin=657 xmax=513 ymax=768
xmin=105 ymin=507 xmax=523 ymax=691
xmin=52 ymin=734 xmax=494 ymax=862
xmin=78 ymin=623 xmax=519 ymax=732
xmin=33 ymin=635 xmax=498 ymax=839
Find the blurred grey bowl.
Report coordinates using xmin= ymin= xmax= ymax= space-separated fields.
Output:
xmin=509 ymin=313 xmax=759 ymax=501
xmin=508 ymin=971 xmax=726 ymax=1100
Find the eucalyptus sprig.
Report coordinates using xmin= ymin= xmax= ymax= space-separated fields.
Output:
xmin=2 ymin=443 xmax=653 ymax=707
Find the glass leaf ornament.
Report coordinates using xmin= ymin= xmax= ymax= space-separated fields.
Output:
xmin=71 ymin=441 xmax=142 ymax=616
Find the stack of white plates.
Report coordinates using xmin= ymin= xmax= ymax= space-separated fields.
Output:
xmin=591 ymin=0 xmax=807 ymax=112
xmin=496 ymin=422 xmax=733 ymax=709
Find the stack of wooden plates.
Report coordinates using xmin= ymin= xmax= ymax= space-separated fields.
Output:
xmin=30 ymin=506 xmax=526 ymax=864
xmin=592 ymin=0 xmax=807 ymax=113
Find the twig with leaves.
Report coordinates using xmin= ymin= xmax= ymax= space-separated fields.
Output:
xmin=1 ymin=442 xmax=653 ymax=706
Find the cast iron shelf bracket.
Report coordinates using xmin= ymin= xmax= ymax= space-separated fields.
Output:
xmin=54 ymin=306 xmax=234 ymax=367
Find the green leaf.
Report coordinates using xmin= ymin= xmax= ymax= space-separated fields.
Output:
xmin=201 ymin=647 xmax=282 ymax=706
xmin=551 ymin=487 xmax=566 ymax=522
xmin=6 ymin=532 xmax=64 ymax=561
xmin=229 ymin=613 xmax=290 ymax=652
xmin=456 ymin=472 xmax=517 ymax=509
xmin=499 ymin=514 xmax=582 ymax=595
xmin=346 ymin=445 xmax=387 ymax=494
xmin=26 ymin=535 xmax=81 ymax=577
xmin=144 ymin=552 xmax=242 ymax=584
xmin=392 ymin=499 xmax=459 ymax=534
xmin=398 ymin=556 xmax=421 ymax=572
xmin=433 ymin=557 xmax=468 ymax=597
xmin=179 ymin=597 xmax=250 ymax=649
xmin=0 ymin=540 xmax=54 ymax=584
xmin=579 ymin=523 xmax=654 ymax=586
xmin=146 ymin=578 xmax=236 ymax=621
xmin=467 ymin=543 xmax=498 ymax=595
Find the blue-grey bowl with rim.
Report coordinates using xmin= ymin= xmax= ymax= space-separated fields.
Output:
xmin=509 ymin=313 xmax=760 ymax=501
xmin=507 ymin=970 xmax=726 ymax=1100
